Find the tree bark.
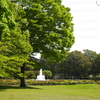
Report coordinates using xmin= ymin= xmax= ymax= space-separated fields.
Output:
xmin=20 ymin=63 xmax=26 ymax=87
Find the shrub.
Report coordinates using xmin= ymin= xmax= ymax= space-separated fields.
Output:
xmin=0 ymin=79 xmax=97 ymax=85
xmin=89 ymin=74 xmax=100 ymax=82
xmin=43 ymin=70 xmax=52 ymax=79
xmin=25 ymin=71 xmax=36 ymax=79
xmin=0 ymin=79 xmax=20 ymax=85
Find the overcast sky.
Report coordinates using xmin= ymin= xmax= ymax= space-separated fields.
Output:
xmin=62 ymin=0 xmax=100 ymax=53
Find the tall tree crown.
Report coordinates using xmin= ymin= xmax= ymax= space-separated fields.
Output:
xmin=0 ymin=0 xmax=32 ymax=77
xmin=25 ymin=0 xmax=74 ymax=62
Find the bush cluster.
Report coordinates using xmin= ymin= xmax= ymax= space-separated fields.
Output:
xmin=0 ymin=79 xmax=20 ymax=85
xmin=26 ymin=80 xmax=98 ymax=85
xmin=0 ymin=79 xmax=100 ymax=85
xmin=25 ymin=71 xmax=36 ymax=79
xmin=89 ymin=74 xmax=100 ymax=82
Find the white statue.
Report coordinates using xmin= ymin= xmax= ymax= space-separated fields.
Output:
xmin=36 ymin=69 xmax=46 ymax=81
xmin=40 ymin=69 xmax=42 ymax=76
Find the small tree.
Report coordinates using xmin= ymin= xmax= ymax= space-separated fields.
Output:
xmin=25 ymin=71 xmax=36 ymax=79
xmin=43 ymin=70 xmax=52 ymax=79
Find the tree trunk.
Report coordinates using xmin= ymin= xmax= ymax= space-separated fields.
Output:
xmin=20 ymin=63 xmax=26 ymax=87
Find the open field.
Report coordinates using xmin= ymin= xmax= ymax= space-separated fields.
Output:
xmin=0 ymin=84 xmax=100 ymax=100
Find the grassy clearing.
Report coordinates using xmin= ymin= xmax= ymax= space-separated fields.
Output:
xmin=0 ymin=84 xmax=100 ymax=100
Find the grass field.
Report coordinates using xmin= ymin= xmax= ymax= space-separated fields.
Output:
xmin=0 ymin=84 xmax=100 ymax=100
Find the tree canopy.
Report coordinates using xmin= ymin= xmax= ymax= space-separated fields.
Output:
xmin=0 ymin=0 xmax=32 ymax=78
xmin=92 ymin=54 xmax=100 ymax=76
xmin=83 ymin=49 xmax=97 ymax=63
xmin=26 ymin=0 xmax=75 ymax=62
xmin=0 ymin=0 xmax=75 ymax=87
xmin=9 ymin=0 xmax=75 ymax=63
xmin=62 ymin=51 xmax=92 ymax=78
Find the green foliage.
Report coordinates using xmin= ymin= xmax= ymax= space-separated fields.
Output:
xmin=9 ymin=0 xmax=75 ymax=63
xmin=0 ymin=0 xmax=15 ymax=40
xmin=0 ymin=79 xmax=20 ymax=85
xmin=39 ymin=58 xmax=60 ymax=77
xmin=63 ymin=51 xmax=92 ymax=78
xmin=83 ymin=49 xmax=98 ymax=75
xmin=24 ymin=0 xmax=75 ymax=62
xmin=39 ymin=50 xmax=100 ymax=79
xmin=1 ymin=0 xmax=75 ymax=86
xmin=0 ymin=79 xmax=98 ymax=85
xmin=89 ymin=74 xmax=100 ymax=81
xmin=0 ymin=0 xmax=32 ymax=79
xmin=43 ymin=70 xmax=52 ymax=79
xmin=25 ymin=71 xmax=36 ymax=79
xmin=92 ymin=54 xmax=100 ymax=75
xmin=0 ymin=33 xmax=32 ymax=78
xmin=83 ymin=49 xmax=97 ymax=63
xmin=25 ymin=79 xmax=99 ymax=85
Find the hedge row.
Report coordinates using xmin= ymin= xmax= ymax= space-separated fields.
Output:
xmin=0 ymin=79 xmax=100 ymax=85
xmin=0 ymin=79 xmax=20 ymax=85
xmin=26 ymin=80 xmax=99 ymax=85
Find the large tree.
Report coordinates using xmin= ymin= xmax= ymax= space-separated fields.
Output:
xmin=83 ymin=49 xmax=97 ymax=63
xmin=0 ymin=0 xmax=32 ymax=87
xmin=8 ymin=0 xmax=75 ymax=87
xmin=83 ymin=49 xmax=98 ymax=75
xmin=0 ymin=0 xmax=16 ymax=77
xmin=92 ymin=54 xmax=100 ymax=76
xmin=25 ymin=0 xmax=75 ymax=62
xmin=10 ymin=0 xmax=75 ymax=62
xmin=64 ymin=51 xmax=92 ymax=78
xmin=9 ymin=1 xmax=34 ymax=87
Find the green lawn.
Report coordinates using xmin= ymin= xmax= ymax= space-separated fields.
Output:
xmin=0 ymin=84 xmax=100 ymax=100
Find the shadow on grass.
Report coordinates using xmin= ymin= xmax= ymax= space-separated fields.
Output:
xmin=0 ymin=85 xmax=42 ymax=91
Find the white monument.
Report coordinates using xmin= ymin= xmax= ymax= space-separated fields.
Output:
xmin=36 ymin=69 xmax=46 ymax=81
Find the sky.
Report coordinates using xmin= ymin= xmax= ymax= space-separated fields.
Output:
xmin=62 ymin=0 xmax=100 ymax=54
